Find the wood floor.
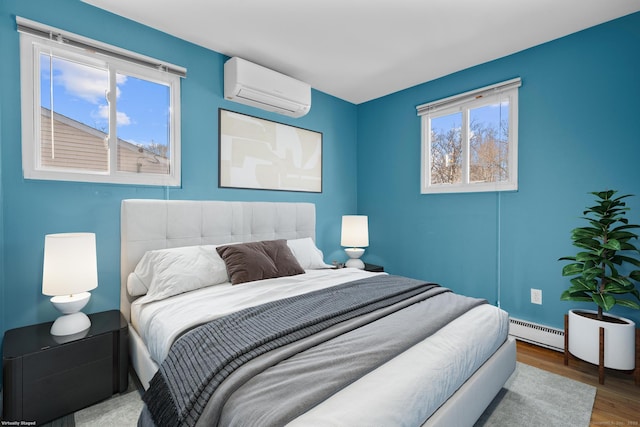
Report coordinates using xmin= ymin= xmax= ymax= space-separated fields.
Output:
xmin=516 ymin=340 xmax=640 ymax=426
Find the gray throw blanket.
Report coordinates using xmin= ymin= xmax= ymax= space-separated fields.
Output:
xmin=143 ymin=275 xmax=454 ymax=427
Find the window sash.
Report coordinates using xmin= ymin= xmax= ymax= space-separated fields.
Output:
xmin=420 ymin=82 xmax=519 ymax=194
xmin=20 ymin=23 xmax=182 ymax=187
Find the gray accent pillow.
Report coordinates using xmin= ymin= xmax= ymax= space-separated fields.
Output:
xmin=217 ymin=239 xmax=305 ymax=285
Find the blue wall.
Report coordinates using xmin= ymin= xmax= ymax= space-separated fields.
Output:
xmin=1 ymin=1 xmax=639 ymax=345
xmin=0 ymin=96 xmax=4 ymax=342
xmin=0 ymin=0 xmax=358 ymax=333
xmin=357 ymin=12 xmax=640 ymax=329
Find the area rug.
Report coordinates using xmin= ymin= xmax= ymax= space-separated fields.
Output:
xmin=40 ymin=378 xmax=143 ymax=427
xmin=475 ymin=362 xmax=596 ymax=427
xmin=73 ymin=388 xmax=144 ymax=426
xmin=43 ymin=362 xmax=595 ymax=426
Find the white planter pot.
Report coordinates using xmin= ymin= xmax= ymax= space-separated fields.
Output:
xmin=568 ymin=309 xmax=636 ymax=370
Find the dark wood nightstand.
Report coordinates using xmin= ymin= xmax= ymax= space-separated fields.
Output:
xmin=364 ymin=263 xmax=384 ymax=272
xmin=2 ymin=310 xmax=128 ymax=425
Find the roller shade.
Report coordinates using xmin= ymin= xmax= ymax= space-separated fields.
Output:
xmin=417 ymin=77 xmax=521 ymax=116
xmin=17 ymin=16 xmax=187 ymax=78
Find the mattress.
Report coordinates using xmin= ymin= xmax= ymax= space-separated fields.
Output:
xmin=133 ymin=268 xmax=508 ymax=425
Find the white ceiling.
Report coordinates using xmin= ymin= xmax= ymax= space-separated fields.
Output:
xmin=82 ymin=0 xmax=640 ymax=104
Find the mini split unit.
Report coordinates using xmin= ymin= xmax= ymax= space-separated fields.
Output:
xmin=224 ymin=57 xmax=311 ymax=118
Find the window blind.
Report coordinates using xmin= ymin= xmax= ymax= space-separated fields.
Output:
xmin=16 ymin=17 xmax=187 ymax=78
xmin=416 ymin=77 xmax=521 ymax=116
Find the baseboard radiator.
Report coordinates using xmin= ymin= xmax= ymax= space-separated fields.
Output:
xmin=509 ymin=317 xmax=564 ymax=352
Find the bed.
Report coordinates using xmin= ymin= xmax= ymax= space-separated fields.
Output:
xmin=120 ymin=199 xmax=516 ymax=427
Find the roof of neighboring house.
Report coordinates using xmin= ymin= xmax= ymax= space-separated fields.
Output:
xmin=41 ymin=107 xmax=169 ymax=168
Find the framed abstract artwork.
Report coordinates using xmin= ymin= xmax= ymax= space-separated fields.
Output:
xmin=218 ymin=109 xmax=322 ymax=192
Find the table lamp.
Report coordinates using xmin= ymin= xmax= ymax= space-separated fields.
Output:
xmin=341 ymin=215 xmax=369 ymax=269
xmin=42 ymin=233 xmax=98 ymax=336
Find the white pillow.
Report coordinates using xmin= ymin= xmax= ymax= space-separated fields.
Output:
xmin=127 ymin=245 xmax=229 ymax=302
xmin=127 ymin=272 xmax=149 ymax=297
xmin=287 ymin=238 xmax=332 ymax=269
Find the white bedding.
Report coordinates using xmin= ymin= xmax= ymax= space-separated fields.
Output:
xmin=288 ymin=303 xmax=508 ymax=426
xmin=132 ymin=267 xmax=508 ymax=425
xmin=132 ymin=268 xmax=385 ymax=364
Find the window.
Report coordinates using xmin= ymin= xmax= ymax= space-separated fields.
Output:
xmin=417 ymin=78 xmax=520 ymax=194
xmin=18 ymin=18 xmax=185 ymax=186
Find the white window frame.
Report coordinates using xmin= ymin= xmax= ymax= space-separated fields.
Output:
xmin=418 ymin=78 xmax=520 ymax=194
xmin=18 ymin=17 xmax=184 ymax=187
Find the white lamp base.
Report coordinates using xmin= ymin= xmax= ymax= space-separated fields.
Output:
xmin=344 ymin=247 xmax=365 ymax=269
xmin=50 ymin=312 xmax=91 ymax=336
xmin=49 ymin=292 xmax=92 ymax=336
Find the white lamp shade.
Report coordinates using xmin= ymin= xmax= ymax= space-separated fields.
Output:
xmin=42 ymin=233 xmax=98 ymax=296
xmin=341 ymin=215 xmax=369 ymax=247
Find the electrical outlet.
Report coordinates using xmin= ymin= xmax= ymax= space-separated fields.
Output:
xmin=531 ymin=288 xmax=542 ymax=305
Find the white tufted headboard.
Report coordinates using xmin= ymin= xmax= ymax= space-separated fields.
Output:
xmin=120 ymin=199 xmax=316 ymax=321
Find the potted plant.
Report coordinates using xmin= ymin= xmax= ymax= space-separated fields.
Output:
xmin=559 ymin=190 xmax=640 ymax=370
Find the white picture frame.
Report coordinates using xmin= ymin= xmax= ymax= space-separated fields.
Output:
xmin=219 ymin=109 xmax=322 ymax=193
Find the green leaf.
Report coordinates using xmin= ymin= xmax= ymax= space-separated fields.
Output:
xmin=575 ymin=252 xmax=599 ymax=262
xmin=614 ymin=255 xmax=640 ymax=268
xmin=562 ymin=263 xmax=584 ymax=276
xmin=604 ymin=277 xmax=633 ymax=291
xmin=599 ymin=218 xmax=618 ymax=227
xmin=603 ymin=239 xmax=622 ymax=250
xmin=583 ymin=266 xmax=604 ymax=280
xmin=602 ymin=260 xmax=619 ymax=275
xmin=569 ymin=277 xmax=597 ymax=291
xmin=566 ymin=292 xmax=595 ymax=301
xmin=618 ymin=242 xmax=639 ymax=251
xmin=630 ymin=270 xmax=640 ymax=282
xmin=608 ymin=231 xmax=638 ymax=241
xmin=592 ymin=293 xmax=616 ymax=312
xmin=586 ymin=220 xmax=605 ymax=231
xmin=592 ymin=190 xmax=616 ymax=200
xmin=611 ymin=193 xmax=634 ymax=203
xmin=572 ymin=227 xmax=600 ymax=239
xmin=573 ymin=238 xmax=600 ymax=251
xmin=615 ymin=299 xmax=640 ymax=310
xmin=611 ymin=224 xmax=640 ymax=233
xmin=586 ymin=205 xmax=607 ymax=216
xmin=609 ymin=206 xmax=630 ymax=213
xmin=560 ymin=290 xmax=592 ymax=302
xmin=608 ymin=211 xmax=625 ymax=220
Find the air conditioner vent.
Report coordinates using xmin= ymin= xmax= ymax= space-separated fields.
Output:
xmin=235 ymin=88 xmax=299 ymax=114
xmin=224 ymin=57 xmax=311 ymax=118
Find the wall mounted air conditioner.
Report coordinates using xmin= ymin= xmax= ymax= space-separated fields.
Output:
xmin=224 ymin=57 xmax=311 ymax=118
